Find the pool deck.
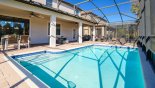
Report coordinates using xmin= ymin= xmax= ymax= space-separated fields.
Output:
xmin=0 ymin=41 xmax=154 ymax=88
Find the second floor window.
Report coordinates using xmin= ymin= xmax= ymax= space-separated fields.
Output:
xmin=76 ymin=10 xmax=80 ymax=15
xmin=46 ymin=0 xmax=52 ymax=7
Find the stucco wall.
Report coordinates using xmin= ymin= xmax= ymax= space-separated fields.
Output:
xmin=32 ymin=0 xmax=46 ymax=5
xmin=57 ymin=20 xmax=78 ymax=41
xmin=52 ymin=0 xmax=57 ymax=8
xmin=0 ymin=0 xmax=95 ymax=25
xmin=139 ymin=0 xmax=144 ymax=37
xmin=83 ymin=26 xmax=91 ymax=35
xmin=0 ymin=4 xmax=79 ymax=44
xmin=139 ymin=0 xmax=155 ymax=51
xmin=0 ymin=6 xmax=50 ymax=44
xmin=52 ymin=0 xmax=75 ymax=14
xmin=145 ymin=0 xmax=152 ymax=51
xmin=59 ymin=2 xmax=75 ymax=14
xmin=150 ymin=0 xmax=155 ymax=51
xmin=30 ymin=18 xmax=49 ymax=44
xmin=150 ymin=0 xmax=155 ymax=35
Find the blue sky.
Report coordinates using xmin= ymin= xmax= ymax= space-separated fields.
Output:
xmin=65 ymin=0 xmax=137 ymax=23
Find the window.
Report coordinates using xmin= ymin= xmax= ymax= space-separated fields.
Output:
xmin=0 ymin=15 xmax=29 ymax=38
xmin=56 ymin=24 xmax=60 ymax=35
xmin=46 ymin=0 xmax=52 ymax=7
xmin=76 ymin=10 xmax=80 ymax=15
xmin=48 ymin=24 xmax=61 ymax=35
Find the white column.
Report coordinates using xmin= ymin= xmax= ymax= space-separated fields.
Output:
xmin=18 ymin=36 xmax=20 ymax=50
xmin=78 ymin=22 xmax=83 ymax=43
xmin=4 ymin=38 xmax=8 ymax=50
xmin=93 ymin=25 xmax=96 ymax=41
xmin=49 ymin=15 xmax=56 ymax=47
xmin=101 ymin=26 xmax=105 ymax=37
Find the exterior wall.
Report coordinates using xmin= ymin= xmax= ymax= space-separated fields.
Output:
xmin=150 ymin=0 xmax=155 ymax=51
xmin=81 ymin=14 xmax=106 ymax=25
xmin=0 ymin=0 xmax=95 ymax=25
xmin=58 ymin=2 xmax=75 ymax=14
xmin=81 ymin=15 xmax=96 ymax=22
xmin=141 ymin=0 xmax=146 ymax=45
xmin=0 ymin=6 xmax=49 ymax=44
xmin=31 ymin=0 xmax=107 ymax=26
xmin=96 ymin=28 xmax=102 ymax=38
xmin=52 ymin=0 xmax=57 ymax=8
xmin=30 ymin=18 xmax=49 ymax=44
xmin=52 ymin=0 xmax=76 ymax=15
xmin=139 ymin=0 xmax=144 ymax=37
xmin=32 ymin=0 xmax=75 ymax=14
xmin=83 ymin=26 xmax=91 ymax=35
xmin=139 ymin=0 xmax=155 ymax=52
xmin=32 ymin=0 xmax=46 ymax=5
xmin=0 ymin=6 xmax=79 ymax=44
xmin=57 ymin=20 xmax=78 ymax=42
xmin=0 ymin=0 xmax=108 ymax=45
xmin=145 ymin=0 xmax=151 ymax=51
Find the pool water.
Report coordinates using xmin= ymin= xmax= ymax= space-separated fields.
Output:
xmin=12 ymin=45 xmax=145 ymax=88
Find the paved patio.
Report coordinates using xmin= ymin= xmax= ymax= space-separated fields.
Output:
xmin=0 ymin=41 xmax=135 ymax=88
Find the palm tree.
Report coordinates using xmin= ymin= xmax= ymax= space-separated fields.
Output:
xmin=131 ymin=0 xmax=140 ymax=17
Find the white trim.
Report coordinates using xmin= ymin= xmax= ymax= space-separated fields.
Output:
xmin=78 ymin=22 xmax=83 ymax=43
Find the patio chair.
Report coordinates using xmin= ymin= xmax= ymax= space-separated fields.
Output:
xmin=8 ymin=35 xmax=17 ymax=42
xmin=109 ymin=38 xmax=117 ymax=45
xmin=100 ymin=36 xmax=104 ymax=42
xmin=118 ymin=38 xmax=126 ymax=45
xmin=103 ymin=36 xmax=108 ymax=42
xmin=112 ymin=38 xmax=117 ymax=43
xmin=19 ymin=35 xmax=30 ymax=49
xmin=8 ymin=35 xmax=18 ymax=49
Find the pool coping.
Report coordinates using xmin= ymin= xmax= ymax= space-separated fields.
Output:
xmin=2 ymin=52 xmax=50 ymax=88
xmin=7 ymin=44 xmax=95 ymax=88
xmin=7 ymin=44 xmax=138 ymax=88
xmin=11 ymin=44 xmax=138 ymax=58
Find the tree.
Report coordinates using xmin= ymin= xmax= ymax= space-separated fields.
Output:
xmin=3 ymin=22 xmax=12 ymax=35
xmin=131 ymin=0 xmax=140 ymax=17
xmin=14 ymin=23 xmax=23 ymax=35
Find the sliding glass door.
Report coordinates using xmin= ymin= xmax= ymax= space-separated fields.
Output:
xmin=0 ymin=15 xmax=29 ymax=42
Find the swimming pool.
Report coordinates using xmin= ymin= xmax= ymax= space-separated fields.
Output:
xmin=12 ymin=45 xmax=145 ymax=88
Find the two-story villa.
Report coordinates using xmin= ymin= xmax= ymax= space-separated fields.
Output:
xmin=0 ymin=0 xmax=107 ymax=47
